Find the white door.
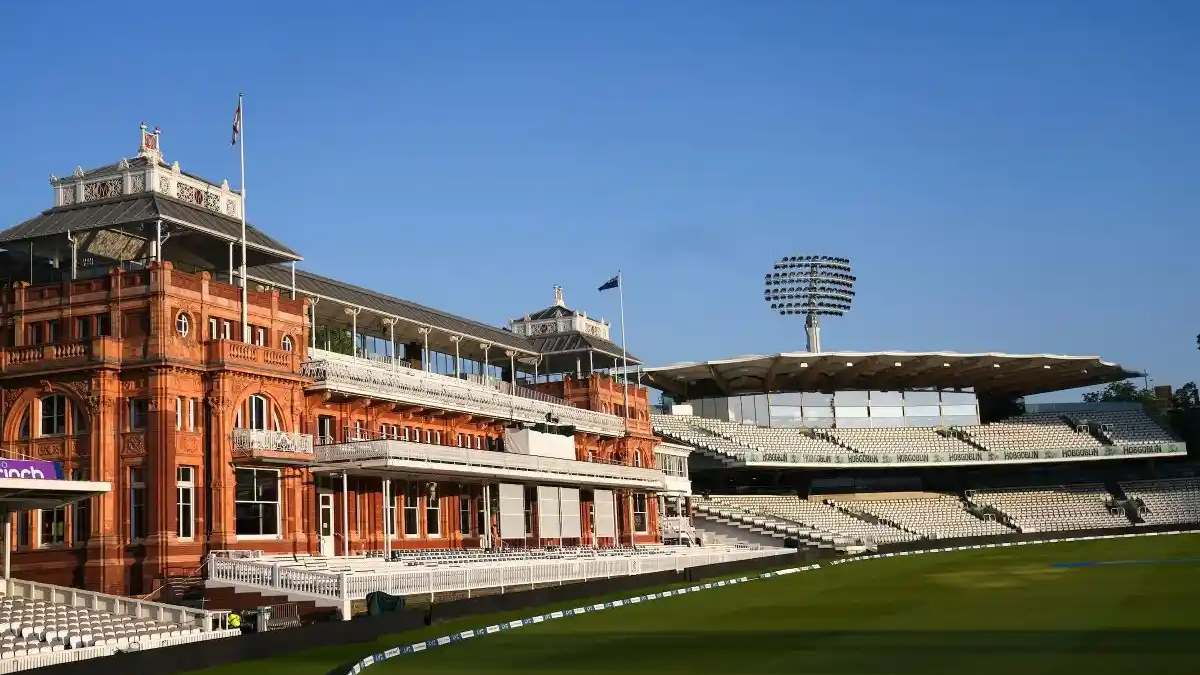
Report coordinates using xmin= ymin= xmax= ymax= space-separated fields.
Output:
xmin=318 ymin=493 xmax=335 ymax=556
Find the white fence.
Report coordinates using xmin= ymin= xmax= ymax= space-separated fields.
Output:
xmin=302 ymin=350 xmax=626 ymax=437
xmin=208 ymin=547 xmax=789 ymax=619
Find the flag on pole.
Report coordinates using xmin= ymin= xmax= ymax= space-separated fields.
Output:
xmin=598 ymin=275 xmax=620 ymax=292
xmin=231 ymin=99 xmax=242 ymax=145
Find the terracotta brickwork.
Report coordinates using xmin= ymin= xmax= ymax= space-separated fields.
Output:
xmin=1 ymin=264 xmax=661 ymax=596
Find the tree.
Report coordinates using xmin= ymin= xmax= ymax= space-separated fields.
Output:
xmin=1173 ymin=382 xmax=1200 ymax=409
xmin=1082 ymin=380 xmax=1156 ymax=404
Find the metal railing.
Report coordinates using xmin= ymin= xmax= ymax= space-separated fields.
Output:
xmin=5 ymin=577 xmax=219 ymax=632
xmin=232 ymin=428 xmax=315 ymax=455
xmin=668 ymin=433 xmax=1187 ymax=468
xmin=303 ymin=349 xmax=625 ymax=436
xmin=207 ymin=547 xmax=787 ymax=611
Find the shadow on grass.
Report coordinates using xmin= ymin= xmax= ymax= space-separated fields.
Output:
xmin=385 ymin=629 xmax=1200 ymax=675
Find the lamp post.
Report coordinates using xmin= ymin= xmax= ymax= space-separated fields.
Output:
xmin=763 ymin=255 xmax=855 ymax=353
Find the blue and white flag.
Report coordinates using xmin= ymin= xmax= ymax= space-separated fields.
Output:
xmin=598 ymin=275 xmax=620 ymax=292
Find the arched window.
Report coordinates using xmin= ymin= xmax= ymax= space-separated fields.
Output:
xmin=247 ymin=395 xmax=268 ymax=430
xmin=281 ymin=335 xmax=294 ymax=352
xmin=17 ymin=407 xmax=30 ymax=440
xmin=40 ymin=395 xmax=67 ymax=436
xmin=175 ymin=312 xmax=190 ymax=338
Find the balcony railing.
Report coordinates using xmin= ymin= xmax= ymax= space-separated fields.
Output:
xmin=302 ymin=349 xmax=626 ymax=437
xmin=315 ymin=437 xmax=666 ymax=488
xmin=0 ymin=337 xmax=121 ymax=374
xmin=207 ymin=340 xmax=299 ymax=374
xmin=232 ymin=428 xmax=315 ymax=461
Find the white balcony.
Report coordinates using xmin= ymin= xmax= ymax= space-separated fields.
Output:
xmin=314 ymin=438 xmax=667 ymax=489
xmin=302 ymin=349 xmax=627 ymax=437
xmin=232 ymin=428 xmax=316 ymax=463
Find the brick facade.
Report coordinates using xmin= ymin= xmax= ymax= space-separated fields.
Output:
xmin=1 ymin=263 xmax=661 ymax=596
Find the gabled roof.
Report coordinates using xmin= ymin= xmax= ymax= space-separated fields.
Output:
xmin=0 ymin=192 xmax=300 ymax=260
xmin=521 ymin=304 xmax=574 ymax=321
xmin=527 ymin=330 xmax=641 ymax=364
xmin=644 ymin=351 xmax=1140 ymax=399
xmin=249 ymin=265 xmax=538 ymax=355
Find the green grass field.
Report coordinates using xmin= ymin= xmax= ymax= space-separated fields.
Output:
xmin=191 ymin=534 xmax=1200 ymax=675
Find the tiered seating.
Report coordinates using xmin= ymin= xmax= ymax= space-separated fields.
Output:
xmin=0 ymin=596 xmax=201 ymax=657
xmin=1121 ymin=478 xmax=1200 ymax=525
xmin=836 ymin=496 xmax=1011 ymax=538
xmin=827 ymin=427 xmax=978 ymax=455
xmin=706 ymin=495 xmax=918 ymax=545
xmin=651 ymin=414 xmax=755 ymax=460
xmin=705 ymin=424 xmax=848 ymax=454
xmin=959 ymin=413 xmax=1100 ymax=452
xmin=1077 ymin=410 xmax=1177 ymax=445
xmin=968 ymin=484 xmax=1129 ymax=533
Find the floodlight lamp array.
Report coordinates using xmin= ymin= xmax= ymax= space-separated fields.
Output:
xmin=763 ymin=255 xmax=856 ymax=317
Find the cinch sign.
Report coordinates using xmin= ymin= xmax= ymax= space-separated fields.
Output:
xmin=0 ymin=460 xmax=63 ymax=480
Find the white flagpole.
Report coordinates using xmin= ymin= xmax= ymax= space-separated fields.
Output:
xmin=238 ymin=93 xmax=249 ymax=343
xmin=618 ymin=270 xmax=629 ymax=433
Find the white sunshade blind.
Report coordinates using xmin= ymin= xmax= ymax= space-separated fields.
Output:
xmin=498 ymin=483 xmax=525 ymax=539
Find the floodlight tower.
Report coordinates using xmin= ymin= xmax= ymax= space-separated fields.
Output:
xmin=763 ymin=255 xmax=856 ymax=353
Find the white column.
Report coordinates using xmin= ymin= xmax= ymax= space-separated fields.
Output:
xmin=418 ymin=326 xmax=432 ymax=372
xmin=382 ymin=478 xmax=391 ymax=560
xmin=309 ymin=297 xmax=320 ymax=350
xmin=450 ymin=336 xmax=462 ymax=378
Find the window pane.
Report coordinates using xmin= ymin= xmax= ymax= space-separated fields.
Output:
xmin=259 ymin=503 xmax=278 ymax=535
xmin=235 ymin=503 xmax=259 ymax=535
xmin=256 ymin=472 xmax=278 ymax=501
xmin=235 ymin=469 xmax=255 ymax=501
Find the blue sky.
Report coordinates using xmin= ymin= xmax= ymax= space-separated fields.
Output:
xmin=1 ymin=2 xmax=1196 ymax=400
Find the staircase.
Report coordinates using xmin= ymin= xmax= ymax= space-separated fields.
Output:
xmin=1064 ymin=414 xmax=1114 ymax=445
xmin=812 ymin=429 xmax=856 ymax=453
xmin=828 ymin=500 xmax=922 ymax=538
xmin=943 ymin=426 xmax=988 ymax=452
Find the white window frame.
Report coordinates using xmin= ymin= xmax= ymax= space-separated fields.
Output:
xmin=209 ymin=317 xmax=218 ymax=340
xmin=176 ymin=466 xmax=195 ymax=540
xmin=129 ymin=398 xmax=148 ymax=431
xmin=403 ymin=483 xmax=420 ymax=537
xmin=459 ymin=493 xmax=472 ymax=535
xmin=175 ymin=312 xmax=190 ymax=337
xmin=633 ymin=493 xmax=649 ymax=534
xmin=188 ymin=398 xmax=196 ymax=431
xmin=281 ymin=334 xmax=294 ymax=352
xmin=247 ymin=395 xmax=268 ymax=431
xmin=39 ymin=394 xmax=67 ymax=437
xmin=234 ymin=467 xmax=282 ymax=540
xmin=175 ymin=397 xmax=183 ymax=431
xmin=425 ymin=483 xmax=441 ymax=538
xmin=38 ymin=506 xmax=66 ymax=548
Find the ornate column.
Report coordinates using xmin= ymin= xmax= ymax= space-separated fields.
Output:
xmin=206 ymin=376 xmax=236 ymax=549
xmin=83 ymin=371 xmax=123 ymax=594
xmin=142 ymin=367 xmax=176 ymax=590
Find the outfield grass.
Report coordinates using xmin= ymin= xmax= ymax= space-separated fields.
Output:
xmin=191 ymin=534 xmax=1200 ymax=675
